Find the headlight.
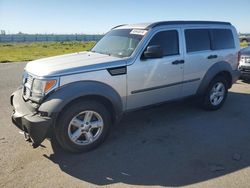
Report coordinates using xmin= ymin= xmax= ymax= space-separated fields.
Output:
xmin=32 ymin=79 xmax=58 ymax=94
xmin=246 ymin=57 xmax=250 ymax=63
xmin=30 ymin=78 xmax=58 ymax=103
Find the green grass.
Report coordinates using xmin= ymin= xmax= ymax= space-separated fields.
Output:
xmin=1 ymin=41 xmax=248 ymax=63
xmin=0 ymin=41 xmax=96 ymax=63
xmin=240 ymin=41 xmax=249 ymax=48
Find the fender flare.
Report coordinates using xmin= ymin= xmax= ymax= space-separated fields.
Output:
xmin=38 ymin=81 xmax=123 ymax=120
xmin=196 ymin=61 xmax=233 ymax=96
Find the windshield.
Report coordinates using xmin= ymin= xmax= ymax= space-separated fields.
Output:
xmin=91 ymin=29 xmax=146 ymax=58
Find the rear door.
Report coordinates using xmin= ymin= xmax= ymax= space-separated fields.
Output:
xmin=181 ymin=27 xmax=237 ymax=97
xmin=181 ymin=28 xmax=214 ymax=97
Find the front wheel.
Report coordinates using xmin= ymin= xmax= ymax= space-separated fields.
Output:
xmin=55 ymin=100 xmax=112 ymax=153
xmin=202 ymin=76 xmax=228 ymax=110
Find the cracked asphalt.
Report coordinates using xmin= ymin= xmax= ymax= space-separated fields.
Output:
xmin=0 ymin=62 xmax=250 ymax=188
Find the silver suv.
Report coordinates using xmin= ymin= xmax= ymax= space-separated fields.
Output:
xmin=11 ymin=21 xmax=240 ymax=152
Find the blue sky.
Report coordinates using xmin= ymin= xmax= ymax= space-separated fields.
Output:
xmin=0 ymin=0 xmax=249 ymax=34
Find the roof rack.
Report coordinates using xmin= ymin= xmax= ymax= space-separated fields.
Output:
xmin=111 ymin=24 xmax=127 ymax=30
xmin=146 ymin=21 xmax=231 ymax=29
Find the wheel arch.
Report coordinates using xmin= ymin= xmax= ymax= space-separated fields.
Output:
xmin=39 ymin=81 xmax=124 ymax=123
xmin=56 ymin=94 xmax=117 ymax=126
xmin=196 ymin=61 xmax=233 ymax=96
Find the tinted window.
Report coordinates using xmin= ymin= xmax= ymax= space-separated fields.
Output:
xmin=185 ymin=29 xmax=211 ymax=53
xmin=148 ymin=30 xmax=179 ymax=56
xmin=210 ymin=29 xmax=235 ymax=50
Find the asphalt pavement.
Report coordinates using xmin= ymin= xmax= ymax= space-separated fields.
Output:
xmin=0 ymin=62 xmax=250 ymax=188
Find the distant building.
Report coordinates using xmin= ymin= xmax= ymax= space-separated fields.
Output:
xmin=0 ymin=30 xmax=6 ymax=35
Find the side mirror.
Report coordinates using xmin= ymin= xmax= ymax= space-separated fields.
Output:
xmin=143 ymin=45 xmax=163 ymax=59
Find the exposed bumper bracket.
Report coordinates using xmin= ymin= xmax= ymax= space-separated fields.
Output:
xmin=11 ymin=89 xmax=52 ymax=148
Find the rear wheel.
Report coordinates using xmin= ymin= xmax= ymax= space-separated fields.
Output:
xmin=55 ymin=100 xmax=112 ymax=153
xmin=202 ymin=76 xmax=228 ymax=110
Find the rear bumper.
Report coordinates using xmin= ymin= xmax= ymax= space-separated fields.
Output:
xmin=10 ymin=89 xmax=52 ymax=147
xmin=232 ymin=70 xmax=241 ymax=83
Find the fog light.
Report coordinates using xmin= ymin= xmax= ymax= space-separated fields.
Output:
xmin=39 ymin=111 xmax=48 ymax=117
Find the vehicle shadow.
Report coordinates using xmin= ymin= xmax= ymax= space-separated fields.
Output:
xmin=241 ymin=79 xmax=250 ymax=84
xmin=44 ymin=91 xmax=250 ymax=187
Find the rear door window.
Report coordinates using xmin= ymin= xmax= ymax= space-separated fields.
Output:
xmin=185 ymin=29 xmax=211 ymax=53
xmin=210 ymin=29 xmax=235 ymax=50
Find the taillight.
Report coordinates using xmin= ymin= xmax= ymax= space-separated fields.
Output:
xmin=237 ymin=51 xmax=241 ymax=68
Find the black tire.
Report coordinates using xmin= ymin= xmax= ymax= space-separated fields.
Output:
xmin=55 ymin=100 xmax=112 ymax=153
xmin=201 ymin=76 xmax=228 ymax=111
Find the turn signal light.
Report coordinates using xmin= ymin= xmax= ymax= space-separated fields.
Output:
xmin=44 ymin=80 xmax=57 ymax=93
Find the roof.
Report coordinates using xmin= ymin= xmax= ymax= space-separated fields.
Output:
xmin=113 ymin=21 xmax=231 ymax=30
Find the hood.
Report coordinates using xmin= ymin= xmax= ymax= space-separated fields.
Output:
xmin=240 ymin=47 xmax=250 ymax=56
xmin=25 ymin=52 xmax=126 ymax=77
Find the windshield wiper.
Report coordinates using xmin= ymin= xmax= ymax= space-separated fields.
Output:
xmin=93 ymin=51 xmax=111 ymax=56
xmin=91 ymin=50 xmax=124 ymax=58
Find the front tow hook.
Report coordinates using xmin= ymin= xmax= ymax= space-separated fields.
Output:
xmin=22 ymin=131 xmax=40 ymax=148
xmin=24 ymin=131 xmax=32 ymax=142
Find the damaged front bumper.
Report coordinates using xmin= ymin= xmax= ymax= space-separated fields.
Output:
xmin=10 ymin=89 xmax=52 ymax=147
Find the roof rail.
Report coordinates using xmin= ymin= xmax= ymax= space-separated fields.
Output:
xmin=111 ymin=24 xmax=127 ymax=30
xmin=146 ymin=21 xmax=231 ymax=29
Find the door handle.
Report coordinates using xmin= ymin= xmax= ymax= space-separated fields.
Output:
xmin=207 ymin=55 xmax=218 ymax=59
xmin=172 ymin=60 xmax=185 ymax=65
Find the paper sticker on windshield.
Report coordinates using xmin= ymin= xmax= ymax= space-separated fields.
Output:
xmin=130 ymin=29 xmax=147 ymax=36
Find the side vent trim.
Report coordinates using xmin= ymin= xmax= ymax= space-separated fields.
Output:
xmin=107 ymin=66 xmax=127 ymax=76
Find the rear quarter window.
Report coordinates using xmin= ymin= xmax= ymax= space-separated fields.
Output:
xmin=210 ymin=29 xmax=235 ymax=50
xmin=185 ymin=29 xmax=211 ymax=53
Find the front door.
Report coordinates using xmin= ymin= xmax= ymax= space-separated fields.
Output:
xmin=127 ymin=28 xmax=184 ymax=110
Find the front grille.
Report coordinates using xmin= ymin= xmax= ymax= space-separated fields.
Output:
xmin=242 ymin=57 xmax=250 ymax=64
xmin=23 ymin=74 xmax=33 ymax=100
xmin=243 ymin=69 xmax=250 ymax=73
xmin=27 ymin=75 xmax=33 ymax=86
xmin=240 ymin=65 xmax=250 ymax=70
